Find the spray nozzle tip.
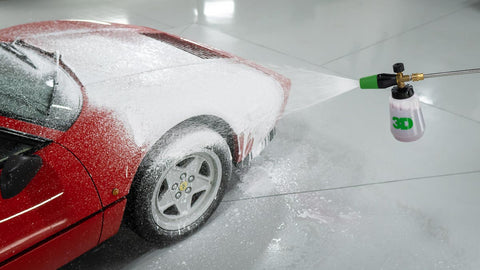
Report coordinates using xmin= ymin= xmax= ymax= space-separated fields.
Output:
xmin=359 ymin=75 xmax=379 ymax=89
xmin=359 ymin=73 xmax=397 ymax=89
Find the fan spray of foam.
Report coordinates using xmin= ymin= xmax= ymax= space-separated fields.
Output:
xmin=233 ymin=65 xmax=359 ymax=198
xmin=264 ymin=65 xmax=359 ymax=117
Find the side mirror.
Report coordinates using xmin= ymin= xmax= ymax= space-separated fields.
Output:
xmin=0 ymin=155 xmax=43 ymax=199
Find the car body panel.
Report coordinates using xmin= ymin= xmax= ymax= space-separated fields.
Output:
xmin=1 ymin=213 xmax=102 ymax=270
xmin=0 ymin=116 xmax=64 ymax=142
xmin=55 ymin=102 xmax=144 ymax=207
xmin=0 ymin=135 xmax=102 ymax=264
xmin=99 ymin=199 xmax=127 ymax=244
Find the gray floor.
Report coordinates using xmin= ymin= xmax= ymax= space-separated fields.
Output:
xmin=2 ymin=0 xmax=480 ymax=269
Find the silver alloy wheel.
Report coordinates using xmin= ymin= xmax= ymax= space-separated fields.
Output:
xmin=151 ymin=149 xmax=222 ymax=231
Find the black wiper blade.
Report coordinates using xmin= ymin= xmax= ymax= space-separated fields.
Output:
xmin=0 ymin=42 xmax=37 ymax=69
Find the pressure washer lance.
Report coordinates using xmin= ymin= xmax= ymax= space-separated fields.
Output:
xmin=359 ymin=63 xmax=480 ymax=142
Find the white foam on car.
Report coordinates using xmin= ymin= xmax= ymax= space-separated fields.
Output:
xmin=23 ymin=29 xmax=285 ymax=152
xmin=24 ymin=29 xmax=206 ymax=85
xmin=85 ymin=60 xmax=283 ymax=148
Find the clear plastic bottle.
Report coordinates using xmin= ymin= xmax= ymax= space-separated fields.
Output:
xmin=389 ymin=85 xmax=425 ymax=142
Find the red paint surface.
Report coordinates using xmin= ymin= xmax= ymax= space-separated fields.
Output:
xmin=56 ymin=103 xmax=144 ymax=207
xmin=0 ymin=141 xmax=102 ymax=264
xmin=99 ymin=199 xmax=127 ymax=244
xmin=0 ymin=214 xmax=102 ymax=270
xmin=0 ymin=116 xmax=64 ymax=141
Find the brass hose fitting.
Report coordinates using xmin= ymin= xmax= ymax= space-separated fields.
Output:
xmin=393 ymin=63 xmax=424 ymax=87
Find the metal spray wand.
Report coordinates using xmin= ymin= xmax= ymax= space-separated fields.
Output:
xmin=359 ymin=65 xmax=480 ymax=90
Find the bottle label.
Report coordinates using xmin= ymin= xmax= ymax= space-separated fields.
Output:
xmin=392 ymin=117 xmax=413 ymax=130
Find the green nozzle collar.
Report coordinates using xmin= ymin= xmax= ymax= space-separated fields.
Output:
xmin=359 ymin=75 xmax=378 ymax=89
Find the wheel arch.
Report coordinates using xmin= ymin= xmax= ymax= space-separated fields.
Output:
xmin=179 ymin=115 xmax=237 ymax=164
xmin=131 ymin=114 xmax=237 ymax=188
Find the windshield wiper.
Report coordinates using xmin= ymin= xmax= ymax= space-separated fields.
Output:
xmin=0 ymin=42 xmax=37 ymax=69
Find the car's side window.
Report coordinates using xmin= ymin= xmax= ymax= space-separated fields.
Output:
xmin=0 ymin=128 xmax=51 ymax=166
xmin=0 ymin=137 xmax=33 ymax=164
xmin=0 ymin=42 xmax=82 ymax=131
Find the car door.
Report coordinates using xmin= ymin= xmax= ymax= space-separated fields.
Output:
xmin=0 ymin=41 xmax=103 ymax=267
xmin=0 ymin=127 xmax=102 ymax=264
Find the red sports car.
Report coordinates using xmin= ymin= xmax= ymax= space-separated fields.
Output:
xmin=0 ymin=20 xmax=290 ymax=269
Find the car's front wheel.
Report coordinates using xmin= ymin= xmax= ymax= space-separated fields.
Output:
xmin=127 ymin=124 xmax=232 ymax=243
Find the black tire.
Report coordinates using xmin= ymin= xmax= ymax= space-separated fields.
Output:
xmin=126 ymin=124 xmax=232 ymax=243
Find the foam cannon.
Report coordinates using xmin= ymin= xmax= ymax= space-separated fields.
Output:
xmin=359 ymin=63 xmax=480 ymax=142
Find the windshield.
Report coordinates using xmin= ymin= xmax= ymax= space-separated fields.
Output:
xmin=0 ymin=42 xmax=55 ymax=119
xmin=0 ymin=42 xmax=82 ymax=131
